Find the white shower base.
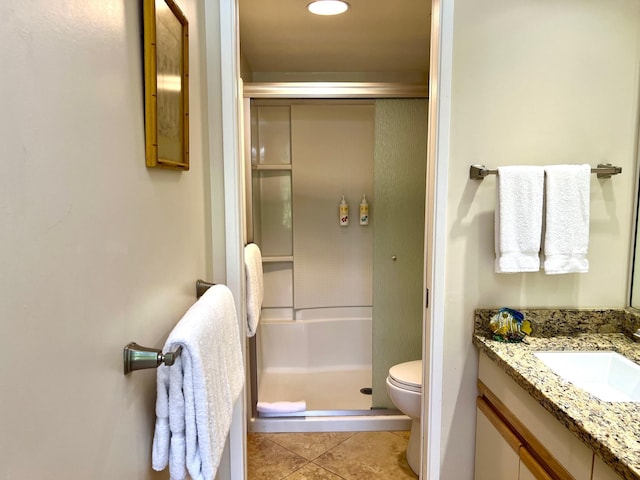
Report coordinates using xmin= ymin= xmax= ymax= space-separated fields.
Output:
xmin=252 ymin=310 xmax=411 ymax=433
xmin=252 ymin=367 xmax=411 ymax=433
xmin=258 ymin=367 xmax=373 ymax=411
xmin=258 ymin=312 xmax=373 ymax=373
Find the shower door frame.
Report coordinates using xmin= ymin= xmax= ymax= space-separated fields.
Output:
xmin=243 ymin=82 xmax=428 ymax=424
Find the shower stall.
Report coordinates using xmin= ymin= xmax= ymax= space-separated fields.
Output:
xmin=244 ymin=86 xmax=427 ymax=431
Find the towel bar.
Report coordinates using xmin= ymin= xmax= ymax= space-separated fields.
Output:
xmin=123 ymin=280 xmax=214 ymax=374
xmin=123 ymin=342 xmax=183 ymax=375
xmin=470 ymin=163 xmax=622 ymax=180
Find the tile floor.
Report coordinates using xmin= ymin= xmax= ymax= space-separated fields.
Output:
xmin=247 ymin=431 xmax=418 ymax=480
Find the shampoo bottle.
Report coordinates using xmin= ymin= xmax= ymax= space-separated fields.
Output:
xmin=359 ymin=194 xmax=369 ymax=225
xmin=339 ymin=196 xmax=349 ymax=226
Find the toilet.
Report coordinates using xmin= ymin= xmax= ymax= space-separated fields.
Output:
xmin=386 ymin=360 xmax=422 ymax=475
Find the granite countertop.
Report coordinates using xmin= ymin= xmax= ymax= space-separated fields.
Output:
xmin=473 ymin=309 xmax=640 ymax=480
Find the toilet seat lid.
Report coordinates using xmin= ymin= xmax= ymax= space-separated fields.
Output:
xmin=389 ymin=360 xmax=422 ymax=392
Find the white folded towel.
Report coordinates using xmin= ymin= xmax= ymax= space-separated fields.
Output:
xmin=543 ymin=164 xmax=591 ymax=274
xmin=495 ymin=166 xmax=545 ymax=273
xmin=256 ymin=401 xmax=307 ymax=414
xmin=244 ymin=243 xmax=263 ymax=337
xmin=152 ymin=285 xmax=244 ymax=480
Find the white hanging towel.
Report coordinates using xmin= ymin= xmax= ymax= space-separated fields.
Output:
xmin=152 ymin=284 xmax=244 ymax=480
xmin=244 ymin=243 xmax=264 ymax=337
xmin=543 ymin=164 xmax=591 ymax=274
xmin=494 ymin=166 xmax=544 ymax=273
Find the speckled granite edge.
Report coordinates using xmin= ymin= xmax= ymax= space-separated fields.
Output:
xmin=622 ymin=308 xmax=640 ymax=338
xmin=473 ymin=308 xmax=640 ymax=480
xmin=474 ymin=308 xmax=627 ymax=338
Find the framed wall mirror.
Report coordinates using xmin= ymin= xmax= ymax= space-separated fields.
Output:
xmin=143 ymin=0 xmax=189 ymax=170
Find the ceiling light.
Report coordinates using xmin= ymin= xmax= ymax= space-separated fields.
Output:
xmin=307 ymin=0 xmax=350 ymax=16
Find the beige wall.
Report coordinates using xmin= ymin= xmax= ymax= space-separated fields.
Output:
xmin=0 ymin=0 xmax=224 ymax=478
xmin=442 ymin=1 xmax=640 ymax=478
xmin=250 ymin=71 xmax=429 ymax=83
xmin=240 ymin=48 xmax=254 ymax=82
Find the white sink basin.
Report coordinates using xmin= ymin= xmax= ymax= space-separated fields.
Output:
xmin=533 ymin=351 xmax=640 ymax=402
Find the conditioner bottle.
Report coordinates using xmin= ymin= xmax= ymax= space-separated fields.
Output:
xmin=359 ymin=194 xmax=369 ymax=225
xmin=339 ymin=196 xmax=349 ymax=226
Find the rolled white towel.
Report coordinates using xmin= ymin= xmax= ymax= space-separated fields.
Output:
xmin=256 ymin=401 xmax=307 ymax=414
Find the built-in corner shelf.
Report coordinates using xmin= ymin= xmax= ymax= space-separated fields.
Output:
xmin=252 ymin=164 xmax=292 ymax=171
xmin=262 ymin=255 xmax=293 ymax=263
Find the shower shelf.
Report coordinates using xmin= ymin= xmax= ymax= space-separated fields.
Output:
xmin=262 ymin=255 xmax=293 ymax=263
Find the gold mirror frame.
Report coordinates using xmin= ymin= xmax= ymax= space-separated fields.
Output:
xmin=143 ymin=0 xmax=189 ymax=170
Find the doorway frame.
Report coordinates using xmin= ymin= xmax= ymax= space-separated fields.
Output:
xmin=421 ymin=0 xmax=454 ymax=478
xmin=243 ymin=91 xmax=427 ymax=430
xmin=213 ymin=0 xmax=455 ymax=478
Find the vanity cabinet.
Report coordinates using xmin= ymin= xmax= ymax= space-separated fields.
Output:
xmin=476 ymin=353 xmax=624 ymax=480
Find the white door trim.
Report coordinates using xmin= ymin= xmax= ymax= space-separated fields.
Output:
xmin=422 ymin=0 xmax=453 ymax=478
xmin=209 ymin=0 xmax=247 ymax=478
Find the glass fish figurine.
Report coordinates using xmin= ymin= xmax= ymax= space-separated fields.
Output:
xmin=489 ymin=307 xmax=531 ymax=343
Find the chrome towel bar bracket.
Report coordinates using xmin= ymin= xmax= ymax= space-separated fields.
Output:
xmin=196 ymin=279 xmax=215 ymax=298
xmin=123 ymin=280 xmax=214 ymax=375
xmin=123 ymin=342 xmax=183 ymax=375
xmin=469 ymin=163 xmax=622 ymax=180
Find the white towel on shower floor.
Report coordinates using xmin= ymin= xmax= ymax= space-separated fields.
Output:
xmin=152 ymin=284 xmax=244 ymax=480
xmin=256 ymin=401 xmax=307 ymax=414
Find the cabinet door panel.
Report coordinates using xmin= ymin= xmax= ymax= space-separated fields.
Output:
xmin=519 ymin=462 xmax=537 ymax=480
xmin=519 ymin=446 xmax=553 ymax=480
xmin=475 ymin=402 xmax=520 ymax=480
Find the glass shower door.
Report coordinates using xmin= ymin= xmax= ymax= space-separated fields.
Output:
xmin=372 ymin=99 xmax=428 ymax=409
